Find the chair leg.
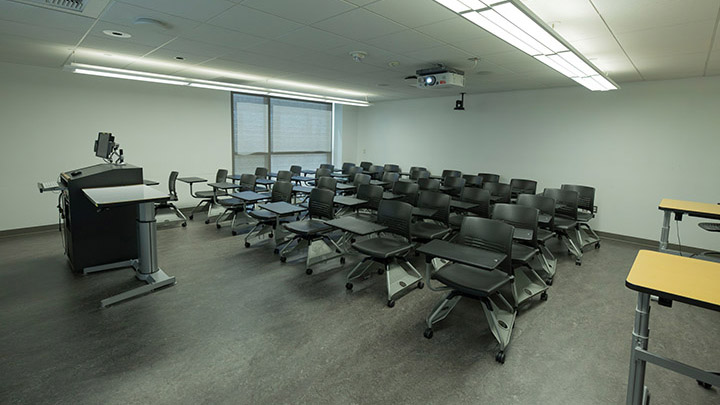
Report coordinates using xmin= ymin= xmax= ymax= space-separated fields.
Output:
xmin=481 ymin=292 xmax=516 ymax=357
xmin=538 ymin=243 xmax=557 ymax=281
xmin=346 ymin=257 xmax=374 ymax=283
xmin=385 ymin=258 xmax=423 ymax=305
xmin=560 ymin=231 xmax=583 ymax=264
xmin=189 ymin=199 xmax=209 ymax=219
xmin=426 ymin=291 xmax=462 ymax=328
xmin=513 ymin=261 xmax=548 ymax=306
xmin=578 ymin=222 xmax=601 ymax=248
xmin=279 ymin=236 xmax=304 ymax=260
xmin=305 ymin=236 xmax=343 ymax=274
xmin=169 ymin=203 xmax=188 ymax=225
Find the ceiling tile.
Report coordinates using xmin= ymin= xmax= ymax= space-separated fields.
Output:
xmin=453 ymin=35 xmax=517 ymax=58
xmin=159 ymin=38 xmax=235 ymax=59
xmin=590 ymin=0 xmax=720 ymax=34
xmin=242 ymin=0 xmax=356 ymax=24
xmin=415 ymin=16 xmax=491 ymax=44
xmin=362 ymin=29 xmax=444 ymax=54
xmin=139 ymin=48 xmax=217 ymax=68
xmin=616 ymin=20 xmax=714 ymax=59
xmin=208 ymin=5 xmax=304 ymax=38
xmin=364 ymin=0 xmax=456 ymax=28
xmin=100 ymin=2 xmax=202 ymax=35
xmin=0 ymin=1 xmax=95 ymax=33
xmin=0 ymin=19 xmax=84 ymax=46
xmin=633 ymin=52 xmax=708 ymax=80
xmin=276 ymin=27 xmax=354 ymax=52
xmin=704 ymin=51 xmax=720 ymax=76
xmin=344 ymin=0 xmax=381 ymax=5
xmin=0 ymin=35 xmax=72 ymax=68
xmin=117 ymin=0 xmax=235 ymax=22
xmin=312 ymin=8 xmax=405 ymax=41
xmin=402 ymin=45 xmax=475 ymax=65
xmin=181 ymin=24 xmax=268 ymax=51
xmin=323 ymin=40 xmax=422 ymax=68
xmin=522 ymin=0 xmax=611 ymax=41
xmin=78 ymin=36 xmax=156 ymax=58
xmin=85 ymin=22 xmax=177 ymax=48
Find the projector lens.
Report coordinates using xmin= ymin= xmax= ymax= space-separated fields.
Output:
xmin=425 ymin=76 xmax=436 ymax=86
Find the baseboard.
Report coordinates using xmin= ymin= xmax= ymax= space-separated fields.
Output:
xmin=0 ymin=224 xmax=58 ymax=239
xmin=596 ymin=230 xmax=706 ymax=255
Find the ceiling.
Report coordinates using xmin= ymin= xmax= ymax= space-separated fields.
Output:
xmin=0 ymin=0 xmax=718 ymax=102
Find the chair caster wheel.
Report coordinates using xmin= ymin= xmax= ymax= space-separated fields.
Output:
xmin=697 ymin=380 xmax=712 ymax=389
xmin=244 ymin=242 xmax=250 ymax=248
xmin=387 ymin=299 xmax=395 ymax=308
xmin=595 ymin=242 xmax=601 ymax=249
xmin=340 ymin=257 xmax=346 ymax=265
xmin=181 ymin=222 xmax=187 ymax=227
xmin=377 ymin=268 xmax=385 ymax=275
xmin=306 ymin=268 xmax=313 ymax=275
xmin=540 ymin=292 xmax=548 ymax=301
xmin=232 ymin=231 xmax=238 ymax=236
xmin=273 ymin=249 xmax=279 ymax=254
xmin=575 ymin=260 xmax=582 ymax=266
xmin=345 ymin=282 xmax=353 ymax=290
xmin=205 ymin=220 xmax=210 ymax=224
xmin=495 ymin=351 xmax=505 ymax=364
xmin=216 ymin=224 xmax=221 ymax=229
xmin=189 ymin=215 xmax=194 ymax=220
xmin=280 ymin=256 xmax=287 ymax=263
xmin=269 ymin=233 xmax=273 ymax=238
xmin=417 ymin=281 xmax=424 ymax=289
xmin=546 ymin=278 xmax=553 ymax=286
xmin=423 ymin=328 xmax=433 ymax=339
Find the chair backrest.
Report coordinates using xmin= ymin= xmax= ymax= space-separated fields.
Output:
xmin=510 ymin=178 xmax=537 ymax=198
xmin=290 ymin=165 xmax=302 ymax=176
xmin=168 ymin=171 xmax=179 ymax=199
xmin=341 ymin=162 xmax=355 ymax=174
xmin=463 ymin=175 xmax=483 ymax=188
xmin=347 ymin=166 xmax=362 ymax=182
xmin=417 ymin=191 xmax=451 ymax=224
xmin=517 ymin=194 xmax=555 ymax=229
xmin=561 ymin=184 xmax=595 ymax=213
xmin=276 ymin=170 xmax=292 ymax=182
xmin=492 ymin=203 xmax=539 ymax=246
xmin=543 ymin=188 xmax=578 ymax=220
xmin=368 ymin=165 xmax=384 ymax=180
xmin=359 ymin=161 xmax=373 ymax=171
xmin=444 ymin=176 xmax=466 ymax=198
xmin=383 ymin=164 xmax=401 ymax=173
xmin=377 ymin=200 xmax=413 ymax=240
xmin=483 ymin=182 xmax=511 ymax=203
xmin=457 ymin=217 xmax=514 ymax=275
xmin=309 ymin=188 xmax=335 ymax=220
xmin=315 ymin=168 xmax=332 ymax=178
xmin=410 ymin=169 xmax=430 ymax=181
xmin=409 ymin=166 xmax=427 ymax=173
xmin=320 ymin=163 xmax=334 ymax=171
xmin=240 ymin=174 xmax=256 ymax=191
xmin=477 ymin=173 xmax=500 ymax=183
xmin=442 ymin=169 xmax=461 ymax=179
xmin=317 ymin=176 xmax=337 ymax=192
xmin=381 ymin=171 xmax=400 ymax=185
xmin=353 ymin=173 xmax=371 ymax=187
xmin=393 ymin=181 xmax=419 ymax=206
xmin=271 ymin=181 xmax=293 ymax=203
xmin=356 ymin=184 xmax=383 ymax=211
xmin=216 ymin=169 xmax=228 ymax=183
xmin=418 ymin=178 xmax=440 ymax=191
xmin=461 ymin=187 xmax=491 ymax=218
xmin=254 ymin=167 xmax=268 ymax=179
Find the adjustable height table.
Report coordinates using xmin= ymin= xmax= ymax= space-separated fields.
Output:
xmin=83 ymin=184 xmax=176 ymax=307
xmin=658 ymin=199 xmax=720 ymax=254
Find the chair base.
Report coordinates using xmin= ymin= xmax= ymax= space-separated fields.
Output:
xmin=279 ymin=235 xmax=343 ymax=274
xmin=538 ymin=243 xmax=557 ymax=282
xmin=514 ymin=259 xmax=549 ymax=306
xmin=576 ymin=221 xmax=601 ymax=250
xmin=155 ymin=202 xmax=187 ymax=227
xmin=346 ymin=256 xmax=423 ymax=307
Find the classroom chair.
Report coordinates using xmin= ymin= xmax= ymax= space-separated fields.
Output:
xmin=244 ymin=181 xmax=295 ymax=247
xmin=155 ymin=171 xmax=187 ymax=227
xmin=189 ymin=168 xmax=227 ymax=221
xmin=561 ymin=184 xmax=600 ymax=249
xmin=411 ymin=191 xmax=452 ymax=243
xmin=543 ymin=188 xmax=583 ymax=265
xmin=393 ymin=181 xmax=419 ymax=206
xmin=517 ymin=194 xmax=558 ymax=283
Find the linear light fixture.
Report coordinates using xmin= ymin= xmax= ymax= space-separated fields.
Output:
xmin=65 ymin=63 xmax=371 ymax=106
xmin=434 ymin=0 xmax=618 ymax=91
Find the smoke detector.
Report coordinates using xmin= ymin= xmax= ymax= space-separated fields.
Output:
xmin=350 ymin=51 xmax=367 ymax=62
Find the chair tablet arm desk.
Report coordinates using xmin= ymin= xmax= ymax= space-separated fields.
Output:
xmin=82 ymin=184 xmax=176 ymax=307
xmin=625 ymin=250 xmax=720 ymax=405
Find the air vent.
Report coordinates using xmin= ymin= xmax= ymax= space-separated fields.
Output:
xmin=8 ymin=0 xmax=116 ymax=16
xmin=46 ymin=0 xmax=85 ymax=11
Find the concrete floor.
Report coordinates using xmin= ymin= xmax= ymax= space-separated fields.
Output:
xmin=1 ymin=217 xmax=719 ymax=405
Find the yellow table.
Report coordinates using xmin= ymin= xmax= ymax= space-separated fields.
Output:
xmin=625 ymin=250 xmax=720 ymax=404
xmin=658 ymin=199 xmax=720 ymax=252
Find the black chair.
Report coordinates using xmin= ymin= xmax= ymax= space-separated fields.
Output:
xmin=280 ymin=188 xmax=342 ymax=274
xmin=254 ymin=167 xmax=268 ymax=179
xmin=383 ymin=164 xmax=401 ymax=173
xmin=367 ymin=165 xmax=384 ymax=180
xmin=316 ymin=176 xmax=337 ymax=193
xmin=393 ymin=181 xmax=419 ymax=206
xmin=347 ymin=166 xmax=362 ymax=182
xmin=216 ymin=173 xmax=257 ymax=230
xmin=492 ymin=203 xmax=548 ymax=304
xmin=422 ymin=217 xmax=517 ymax=363
xmin=155 ymin=171 xmax=187 ymax=227
xmin=478 ymin=173 xmax=500 ymax=183
xmin=442 ymin=176 xmax=465 ymax=199
xmin=351 ymin=173 xmax=371 ymax=194
xmin=561 ymin=184 xmax=600 ymax=249
xmin=359 ymin=161 xmax=373 ymax=171
xmin=409 ymin=166 xmax=427 ymax=173
xmin=320 ymin=163 xmax=334 ymax=171
xmin=308 ymin=168 xmax=332 ymax=187
xmin=340 ymin=162 xmax=356 ymax=174
xmin=189 ymin=168 xmax=227 ymax=221
xmin=245 ymin=181 xmax=295 ymax=247
xmin=449 ymin=188 xmax=491 ymax=230
xmin=380 ymin=171 xmax=399 ymax=190
xmin=347 ymin=200 xmax=424 ymax=307
xmin=463 ymin=175 xmax=483 ymax=188
xmin=409 ymin=169 xmax=430 ymax=182
xmin=354 ymin=184 xmax=383 ymax=220
xmin=418 ymin=178 xmax=440 ymax=192
xmin=441 ymin=169 xmax=461 ymax=179
xmin=290 ymin=165 xmax=302 ymax=176
xmin=411 ymin=191 xmax=452 ymax=243
xmin=517 ymin=194 xmax=558 ymax=282
xmin=543 ymin=188 xmax=583 ymax=265
xmin=510 ymin=179 xmax=537 ymax=201
xmin=483 ymin=182 xmax=511 ymax=204
xmin=276 ymin=170 xmax=292 ymax=182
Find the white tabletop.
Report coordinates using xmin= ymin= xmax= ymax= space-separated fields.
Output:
xmin=83 ymin=184 xmax=169 ymax=207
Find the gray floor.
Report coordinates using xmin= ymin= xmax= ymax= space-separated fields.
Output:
xmin=1 ymin=216 xmax=719 ymax=405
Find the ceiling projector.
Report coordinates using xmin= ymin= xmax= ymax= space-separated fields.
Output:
xmin=416 ymin=65 xmax=464 ymax=89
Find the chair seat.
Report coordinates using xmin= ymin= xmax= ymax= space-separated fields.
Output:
xmin=411 ymin=222 xmax=451 ymax=240
xmin=194 ymin=190 xmax=216 ymax=198
xmin=449 ymin=214 xmax=464 ymax=229
xmin=577 ymin=211 xmax=593 ymax=222
xmin=553 ymin=217 xmax=577 ymax=231
xmin=511 ymin=243 xmax=538 ymax=263
xmin=217 ymin=197 xmax=244 ymax=207
xmin=537 ymin=228 xmax=555 ymax=242
xmin=352 ymin=237 xmax=413 ymax=259
xmin=248 ymin=210 xmax=277 ymax=220
xmin=284 ymin=219 xmax=332 ymax=236
xmin=434 ymin=263 xmax=512 ymax=297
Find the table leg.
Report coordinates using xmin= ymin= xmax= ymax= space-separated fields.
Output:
xmin=627 ymin=292 xmax=650 ymax=405
xmin=659 ymin=211 xmax=671 ymax=252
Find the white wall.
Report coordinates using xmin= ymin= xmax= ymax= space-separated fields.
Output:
xmin=341 ymin=105 xmax=359 ymax=165
xmin=0 ymin=62 xmax=225 ymax=231
xmin=355 ymin=76 xmax=720 ymax=250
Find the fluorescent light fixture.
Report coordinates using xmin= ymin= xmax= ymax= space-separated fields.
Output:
xmin=438 ymin=0 xmax=618 ymax=91
xmin=67 ymin=63 xmax=370 ymax=106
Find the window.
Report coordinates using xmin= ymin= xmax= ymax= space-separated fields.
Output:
xmin=232 ymin=93 xmax=333 ymax=174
